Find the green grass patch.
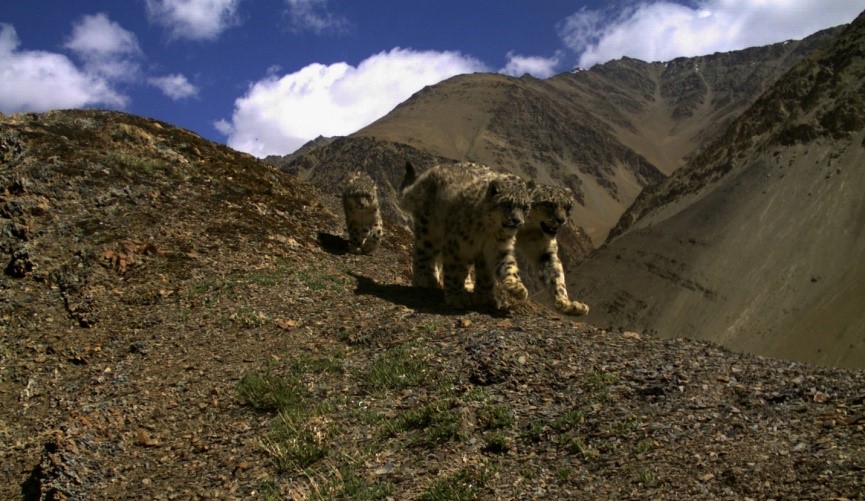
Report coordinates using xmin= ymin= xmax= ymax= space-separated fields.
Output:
xmin=552 ymin=410 xmax=585 ymax=433
xmin=294 ymin=268 xmax=346 ymax=291
xmin=419 ymin=467 xmax=487 ymax=501
xmin=384 ymin=399 xmax=463 ymax=448
xmin=463 ymin=386 xmax=490 ymax=402
xmin=482 ymin=432 xmax=511 ymax=454
xmin=555 ymin=466 xmax=575 ymax=484
xmin=520 ymin=420 xmax=544 ymax=444
xmin=610 ymin=414 xmax=640 ymax=436
xmin=104 ymin=151 xmax=171 ymax=177
xmin=476 ymin=403 xmax=513 ymax=430
xmin=632 ymin=467 xmax=656 ymax=485
xmin=634 ymin=438 xmax=655 ymax=454
xmin=289 ymin=352 xmax=344 ymax=376
xmin=586 ymin=370 xmax=618 ymax=400
xmin=364 ymin=345 xmax=428 ymax=392
xmin=317 ymin=468 xmax=394 ymax=500
xmin=557 ymin=434 xmax=599 ymax=462
xmin=236 ymin=370 xmax=306 ymax=412
xmin=254 ymin=479 xmax=281 ymax=501
xmin=228 ymin=308 xmax=268 ymax=328
xmin=263 ymin=411 xmax=327 ymax=471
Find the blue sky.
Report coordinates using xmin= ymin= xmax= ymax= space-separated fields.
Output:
xmin=2 ymin=1 xmax=863 ymax=157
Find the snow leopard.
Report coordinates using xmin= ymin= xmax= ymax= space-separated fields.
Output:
xmin=399 ymin=161 xmax=531 ymax=309
xmin=342 ymin=171 xmax=383 ymax=254
xmin=516 ymin=182 xmax=589 ymax=316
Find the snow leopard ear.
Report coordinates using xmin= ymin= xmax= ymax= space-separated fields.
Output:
xmin=400 ymin=161 xmax=417 ymax=194
xmin=487 ymin=178 xmax=506 ymax=199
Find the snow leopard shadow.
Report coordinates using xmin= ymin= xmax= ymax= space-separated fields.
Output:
xmin=349 ymin=272 xmax=509 ymax=317
xmin=317 ymin=231 xmax=350 ymax=255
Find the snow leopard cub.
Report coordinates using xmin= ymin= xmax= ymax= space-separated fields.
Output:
xmin=342 ymin=171 xmax=383 ymax=254
xmin=517 ymin=182 xmax=589 ymax=316
xmin=399 ymin=161 xmax=531 ymax=309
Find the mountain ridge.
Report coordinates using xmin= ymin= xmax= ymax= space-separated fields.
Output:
xmin=571 ymin=11 xmax=865 ymax=368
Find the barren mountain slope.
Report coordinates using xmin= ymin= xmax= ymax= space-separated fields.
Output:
xmin=2 ymin=110 xmax=864 ymax=500
xmin=548 ymin=27 xmax=840 ymax=176
xmin=355 ymin=72 xmax=662 ymax=244
xmin=570 ymin=12 xmax=865 ymax=369
xmin=341 ymin=29 xmax=837 ymax=245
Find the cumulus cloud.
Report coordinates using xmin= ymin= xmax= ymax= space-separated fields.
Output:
xmin=64 ymin=13 xmax=142 ymax=81
xmin=0 ymin=23 xmax=127 ymax=112
xmin=148 ymin=74 xmax=199 ymax=100
xmin=217 ymin=48 xmax=487 ymax=157
xmin=285 ymin=0 xmax=349 ymax=34
xmin=499 ymin=51 xmax=561 ymax=78
xmin=560 ymin=0 xmax=865 ymax=68
xmin=146 ymin=0 xmax=241 ymax=41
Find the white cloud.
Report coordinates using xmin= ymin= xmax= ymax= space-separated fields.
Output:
xmin=560 ymin=0 xmax=865 ymax=68
xmin=148 ymin=74 xmax=200 ymax=100
xmin=146 ymin=0 xmax=241 ymax=41
xmin=64 ymin=13 xmax=141 ymax=58
xmin=217 ymin=48 xmax=487 ymax=157
xmin=64 ymin=13 xmax=142 ymax=81
xmin=285 ymin=0 xmax=348 ymax=34
xmin=0 ymin=23 xmax=127 ymax=112
xmin=500 ymin=51 xmax=561 ymax=78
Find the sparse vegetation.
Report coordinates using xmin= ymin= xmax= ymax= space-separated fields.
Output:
xmin=481 ymin=432 xmax=511 ymax=454
xmin=364 ymin=344 xmax=428 ymax=392
xmin=388 ymin=399 xmax=463 ymax=448
xmin=236 ymin=370 xmax=306 ymax=412
xmin=263 ymin=411 xmax=328 ymax=471
xmin=294 ymin=267 xmax=346 ymax=291
xmin=476 ymin=402 xmax=513 ymax=430
xmin=419 ymin=467 xmax=487 ymax=501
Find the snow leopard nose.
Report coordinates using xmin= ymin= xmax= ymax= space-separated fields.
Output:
xmin=555 ymin=215 xmax=566 ymax=225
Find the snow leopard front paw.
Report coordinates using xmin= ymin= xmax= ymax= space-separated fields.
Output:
xmin=502 ymin=278 xmax=529 ymax=301
xmin=556 ymin=297 xmax=589 ymax=316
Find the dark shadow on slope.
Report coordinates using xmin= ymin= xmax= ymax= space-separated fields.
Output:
xmin=317 ymin=232 xmax=350 ymax=255
xmin=350 ymin=272 xmax=510 ymax=318
xmin=21 ymin=465 xmax=39 ymax=501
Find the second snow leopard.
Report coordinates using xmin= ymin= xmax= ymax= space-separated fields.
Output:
xmin=342 ymin=171 xmax=383 ymax=255
xmin=516 ymin=182 xmax=589 ymax=316
xmin=399 ymin=161 xmax=531 ymax=309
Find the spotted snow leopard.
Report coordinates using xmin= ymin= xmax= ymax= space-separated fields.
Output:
xmin=517 ymin=182 xmax=589 ymax=316
xmin=399 ymin=161 xmax=531 ymax=309
xmin=342 ymin=171 xmax=383 ymax=255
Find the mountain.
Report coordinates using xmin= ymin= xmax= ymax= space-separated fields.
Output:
xmin=570 ymin=12 xmax=865 ymax=369
xmin=2 ymin=108 xmax=864 ymax=500
xmin=344 ymin=27 xmax=839 ymax=244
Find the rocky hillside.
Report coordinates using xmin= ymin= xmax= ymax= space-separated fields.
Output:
xmin=2 ymin=109 xmax=863 ymax=499
xmin=571 ymin=12 xmax=865 ymax=369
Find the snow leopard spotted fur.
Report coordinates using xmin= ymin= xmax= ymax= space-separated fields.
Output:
xmin=399 ymin=161 xmax=531 ymax=309
xmin=342 ymin=171 xmax=383 ymax=255
xmin=517 ymin=182 xmax=589 ymax=316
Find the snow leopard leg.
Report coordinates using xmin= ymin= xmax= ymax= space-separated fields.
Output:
xmin=488 ymin=237 xmax=528 ymax=301
xmin=537 ymin=245 xmax=589 ymax=316
xmin=471 ymin=258 xmax=497 ymax=308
